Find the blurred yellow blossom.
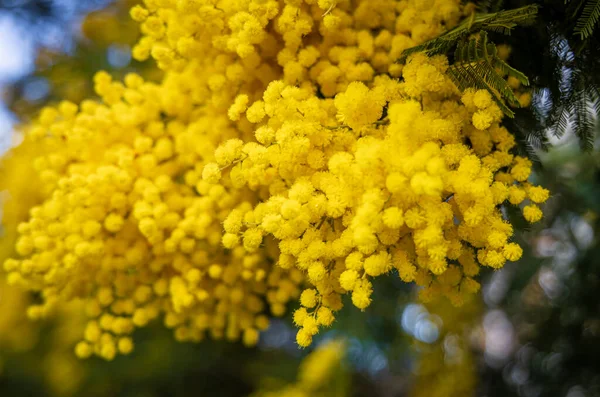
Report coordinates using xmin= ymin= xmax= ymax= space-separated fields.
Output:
xmin=252 ymin=339 xmax=347 ymax=397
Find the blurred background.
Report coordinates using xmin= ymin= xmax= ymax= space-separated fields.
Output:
xmin=0 ymin=1 xmax=599 ymax=396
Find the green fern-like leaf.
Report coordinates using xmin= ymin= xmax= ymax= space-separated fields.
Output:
xmin=398 ymin=5 xmax=538 ymax=61
xmin=445 ymin=32 xmax=527 ymax=117
xmin=591 ymin=85 xmax=600 ymax=116
xmin=549 ymin=102 xmax=573 ymax=139
xmin=398 ymin=5 xmax=537 ymax=118
xmin=573 ymin=96 xmax=595 ymax=150
xmin=574 ymin=0 xmax=600 ymax=39
xmin=542 ymin=29 xmax=599 ymax=149
xmin=562 ymin=69 xmax=599 ymax=150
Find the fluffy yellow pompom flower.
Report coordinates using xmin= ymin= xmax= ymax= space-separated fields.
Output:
xmin=473 ymin=89 xmax=493 ymax=108
xmin=334 ymin=82 xmax=386 ymax=130
xmin=316 ymin=307 xmax=335 ymax=326
xmin=383 ymin=207 xmax=404 ymax=228
xmin=352 ymin=282 xmax=373 ymax=310
xmin=202 ymin=163 xmax=221 ymax=184
xmin=300 ymin=289 xmax=318 ymax=308
xmin=293 ymin=308 xmax=309 ymax=327
xmin=503 ymin=243 xmax=523 ymax=261
xmin=296 ymin=328 xmax=312 ymax=348
xmin=527 ymin=185 xmax=550 ymax=203
xmin=523 ymin=204 xmax=543 ymax=223
xmin=228 ymin=95 xmax=249 ymax=121
xmin=472 ymin=110 xmax=495 ymax=130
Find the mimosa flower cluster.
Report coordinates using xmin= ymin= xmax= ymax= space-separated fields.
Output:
xmin=3 ymin=85 xmax=301 ymax=359
xmin=0 ymin=135 xmax=45 ymax=371
xmin=209 ymin=57 xmax=548 ymax=347
xmin=1 ymin=0 xmax=549 ymax=358
xmin=0 ymin=134 xmax=49 ymax=260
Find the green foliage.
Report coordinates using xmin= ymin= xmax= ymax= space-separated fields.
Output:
xmin=570 ymin=71 xmax=599 ymax=150
xmin=399 ymin=5 xmax=537 ymax=118
xmin=447 ymin=31 xmax=529 ymax=117
xmin=542 ymin=0 xmax=600 ymax=150
xmin=398 ymin=5 xmax=538 ymax=61
xmin=535 ymin=30 xmax=600 ymax=150
xmin=568 ymin=0 xmax=600 ymax=39
xmin=400 ymin=0 xmax=600 ymax=151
